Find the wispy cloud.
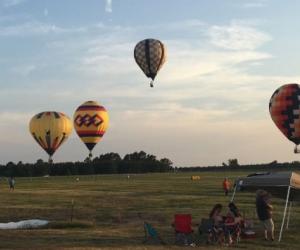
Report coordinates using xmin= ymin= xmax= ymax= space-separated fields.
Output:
xmin=0 ymin=21 xmax=87 ymax=36
xmin=0 ymin=111 xmax=30 ymax=125
xmin=11 ymin=64 xmax=36 ymax=76
xmin=241 ymin=0 xmax=267 ymax=8
xmin=2 ymin=0 xmax=26 ymax=7
xmin=208 ymin=21 xmax=271 ymax=50
xmin=43 ymin=8 xmax=49 ymax=17
xmin=105 ymin=0 xmax=112 ymax=13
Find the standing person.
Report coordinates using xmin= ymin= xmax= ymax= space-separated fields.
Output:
xmin=8 ymin=176 xmax=15 ymax=191
xmin=223 ymin=178 xmax=231 ymax=196
xmin=256 ymin=190 xmax=274 ymax=241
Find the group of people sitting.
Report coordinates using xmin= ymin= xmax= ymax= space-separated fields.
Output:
xmin=145 ymin=188 xmax=274 ymax=246
xmin=169 ymin=202 xmax=244 ymax=246
xmin=208 ymin=202 xmax=243 ymax=245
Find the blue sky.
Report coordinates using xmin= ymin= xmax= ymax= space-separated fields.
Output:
xmin=1 ymin=0 xmax=300 ymax=166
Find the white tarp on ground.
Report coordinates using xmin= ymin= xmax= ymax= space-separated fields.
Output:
xmin=0 ymin=219 xmax=48 ymax=229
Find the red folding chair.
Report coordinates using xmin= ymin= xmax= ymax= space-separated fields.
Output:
xmin=173 ymin=214 xmax=194 ymax=245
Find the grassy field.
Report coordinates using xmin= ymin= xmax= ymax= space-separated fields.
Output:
xmin=0 ymin=171 xmax=299 ymax=249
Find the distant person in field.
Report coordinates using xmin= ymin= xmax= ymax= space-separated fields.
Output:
xmin=223 ymin=178 xmax=231 ymax=196
xmin=8 ymin=177 xmax=15 ymax=191
xmin=256 ymin=190 xmax=274 ymax=241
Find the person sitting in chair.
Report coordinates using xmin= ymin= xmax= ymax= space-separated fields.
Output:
xmin=209 ymin=204 xmax=225 ymax=245
xmin=224 ymin=202 xmax=243 ymax=245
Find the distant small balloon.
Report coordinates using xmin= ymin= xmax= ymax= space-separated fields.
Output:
xmin=29 ymin=111 xmax=73 ymax=163
xmin=134 ymin=38 xmax=167 ymax=87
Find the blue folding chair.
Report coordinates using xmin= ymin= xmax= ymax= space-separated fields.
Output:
xmin=143 ymin=222 xmax=165 ymax=244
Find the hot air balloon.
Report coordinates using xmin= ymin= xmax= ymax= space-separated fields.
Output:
xmin=73 ymin=101 xmax=109 ymax=159
xmin=269 ymin=83 xmax=300 ymax=153
xmin=29 ymin=111 xmax=73 ymax=163
xmin=134 ymin=38 xmax=166 ymax=88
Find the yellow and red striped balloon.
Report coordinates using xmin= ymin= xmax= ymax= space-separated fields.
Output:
xmin=73 ymin=101 xmax=109 ymax=158
xmin=29 ymin=111 xmax=73 ymax=162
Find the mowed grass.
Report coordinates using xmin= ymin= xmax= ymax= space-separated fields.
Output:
xmin=0 ymin=171 xmax=299 ymax=249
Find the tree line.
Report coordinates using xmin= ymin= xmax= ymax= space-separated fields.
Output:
xmin=177 ymin=159 xmax=300 ymax=172
xmin=0 ymin=151 xmax=173 ymax=177
xmin=2 ymin=155 xmax=299 ymax=177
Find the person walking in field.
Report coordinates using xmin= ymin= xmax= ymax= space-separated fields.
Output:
xmin=223 ymin=178 xmax=231 ymax=196
xmin=8 ymin=177 xmax=15 ymax=191
xmin=256 ymin=190 xmax=274 ymax=241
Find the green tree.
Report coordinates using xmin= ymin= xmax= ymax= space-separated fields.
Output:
xmin=228 ymin=159 xmax=239 ymax=167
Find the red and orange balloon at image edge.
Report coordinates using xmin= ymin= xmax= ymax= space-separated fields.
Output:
xmin=269 ymin=83 xmax=300 ymax=153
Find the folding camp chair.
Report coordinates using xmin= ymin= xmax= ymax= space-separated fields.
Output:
xmin=225 ymin=222 xmax=242 ymax=244
xmin=173 ymin=214 xmax=194 ymax=246
xmin=143 ymin=222 xmax=165 ymax=244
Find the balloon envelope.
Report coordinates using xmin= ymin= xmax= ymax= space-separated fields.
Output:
xmin=29 ymin=111 xmax=72 ymax=159
xmin=269 ymin=83 xmax=300 ymax=145
xmin=134 ymin=38 xmax=166 ymax=82
xmin=73 ymin=101 xmax=109 ymax=154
